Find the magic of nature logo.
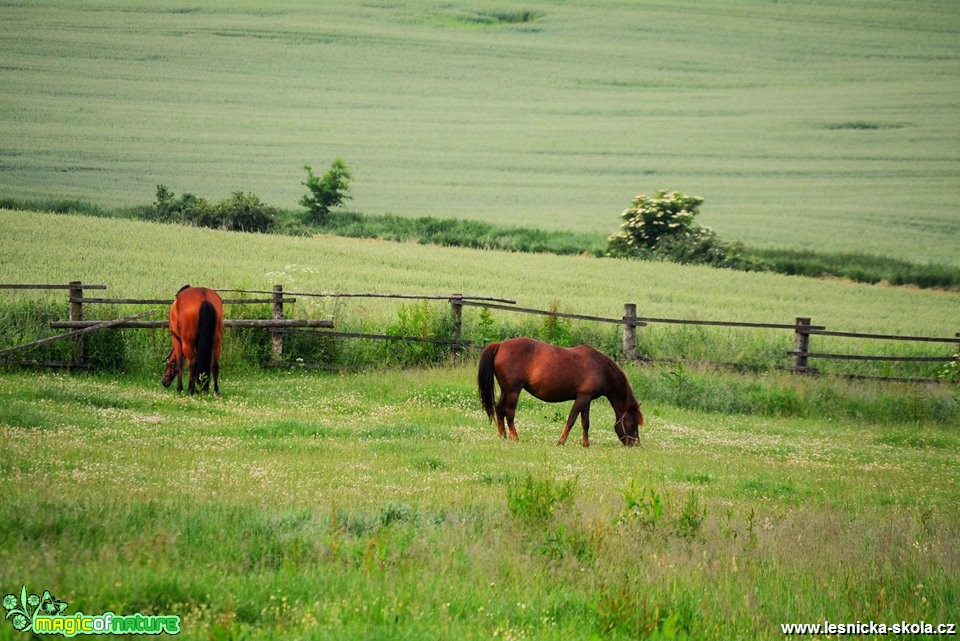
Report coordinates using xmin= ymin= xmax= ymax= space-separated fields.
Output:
xmin=3 ymin=585 xmax=180 ymax=637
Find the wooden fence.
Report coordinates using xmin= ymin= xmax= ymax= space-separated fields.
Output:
xmin=1 ymin=282 xmax=957 ymax=383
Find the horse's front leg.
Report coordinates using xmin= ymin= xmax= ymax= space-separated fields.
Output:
xmin=558 ymin=396 xmax=590 ymax=446
xmin=579 ymin=402 xmax=591 ymax=447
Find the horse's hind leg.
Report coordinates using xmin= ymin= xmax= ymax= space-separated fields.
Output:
xmin=496 ymin=389 xmax=520 ymax=440
xmin=188 ymin=361 xmax=199 ymax=395
xmin=212 ymin=360 xmax=220 ymax=396
xmin=175 ymin=355 xmax=185 ymax=393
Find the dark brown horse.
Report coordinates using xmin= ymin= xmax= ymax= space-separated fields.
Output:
xmin=162 ymin=285 xmax=224 ymax=395
xmin=478 ymin=337 xmax=643 ymax=446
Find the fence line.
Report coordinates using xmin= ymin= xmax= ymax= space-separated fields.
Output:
xmin=458 ymin=299 xmax=644 ymax=326
xmin=216 ymin=288 xmax=516 ymax=305
xmin=0 ymin=282 xmax=956 ymax=382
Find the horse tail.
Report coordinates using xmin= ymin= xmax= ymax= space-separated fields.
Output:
xmin=477 ymin=342 xmax=500 ymax=421
xmin=195 ymin=299 xmax=217 ymax=391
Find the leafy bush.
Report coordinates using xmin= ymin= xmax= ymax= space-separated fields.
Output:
xmin=141 ymin=186 xmax=277 ymax=233
xmin=608 ymin=190 xmax=705 ymax=252
xmin=607 ymin=190 xmax=757 ymax=269
xmin=142 ymin=184 xmax=210 ymax=224
xmin=211 ymin=191 xmax=278 ymax=233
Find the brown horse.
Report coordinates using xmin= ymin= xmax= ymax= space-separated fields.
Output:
xmin=478 ymin=337 xmax=643 ymax=446
xmin=162 ymin=285 xmax=224 ymax=395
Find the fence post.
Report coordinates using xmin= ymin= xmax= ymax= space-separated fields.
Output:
xmin=622 ymin=303 xmax=637 ymax=361
xmin=271 ymin=285 xmax=284 ymax=362
xmin=792 ymin=317 xmax=812 ymax=374
xmin=954 ymin=333 xmax=960 ymax=383
xmin=450 ymin=293 xmax=463 ymax=350
xmin=69 ymin=281 xmax=84 ymax=366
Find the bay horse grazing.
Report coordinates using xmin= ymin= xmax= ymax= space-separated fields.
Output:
xmin=162 ymin=285 xmax=224 ymax=395
xmin=478 ymin=337 xmax=643 ymax=447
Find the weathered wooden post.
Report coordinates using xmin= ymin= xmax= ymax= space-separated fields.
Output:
xmin=69 ymin=281 xmax=84 ymax=366
xmin=792 ymin=317 xmax=812 ymax=374
xmin=622 ymin=303 xmax=637 ymax=361
xmin=954 ymin=333 xmax=960 ymax=383
xmin=271 ymin=284 xmax=284 ymax=362
xmin=450 ymin=293 xmax=463 ymax=350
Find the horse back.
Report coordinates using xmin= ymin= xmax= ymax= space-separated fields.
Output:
xmin=495 ymin=337 xmax=606 ymax=401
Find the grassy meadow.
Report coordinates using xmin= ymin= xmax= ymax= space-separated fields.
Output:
xmin=1 ymin=1 xmax=959 ymax=266
xmin=0 ymin=365 xmax=958 ymax=640
xmin=0 ymin=210 xmax=958 ymax=639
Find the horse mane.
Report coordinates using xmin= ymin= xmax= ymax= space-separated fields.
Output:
xmin=176 ymin=284 xmax=191 ymax=295
xmin=597 ymin=350 xmax=636 ymax=404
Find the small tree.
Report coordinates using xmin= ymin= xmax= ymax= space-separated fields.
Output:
xmin=300 ymin=159 xmax=352 ymax=225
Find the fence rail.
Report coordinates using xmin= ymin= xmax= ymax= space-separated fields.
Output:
xmin=0 ymin=282 xmax=956 ymax=383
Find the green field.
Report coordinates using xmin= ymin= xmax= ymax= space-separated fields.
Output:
xmin=2 ymin=1 xmax=958 ymax=266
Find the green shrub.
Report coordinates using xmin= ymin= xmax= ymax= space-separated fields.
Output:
xmin=141 ymin=186 xmax=277 ymax=233
xmin=141 ymin=184 xmax=210 ymax=224
xmin=211 ymin=191 xmax=278 ymax=233
xmin=607 ymin=190 xmax=753 ymax=269
xmin=608 ymin=190 xmax=706 ymax=253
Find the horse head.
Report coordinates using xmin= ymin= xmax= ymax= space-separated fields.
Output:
xmin=161 ymin=348 xmax=181 ymax=388
xmin=614 ymin=400 xmax=644 ymax=446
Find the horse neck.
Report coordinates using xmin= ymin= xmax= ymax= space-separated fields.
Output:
xmin=600 ymin=356 xmax=636 ymax=412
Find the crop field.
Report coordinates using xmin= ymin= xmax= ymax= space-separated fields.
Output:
xmin=1 ymin=211 xmax=959 ymax=638
xmin=1 ymin=1 xmax=959 ymax=266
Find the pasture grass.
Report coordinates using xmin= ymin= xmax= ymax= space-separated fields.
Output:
xmin=0 ymin=1 xmax=958 ymax=266
xmin=0 ymin=367 xmax=957 ymax=640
